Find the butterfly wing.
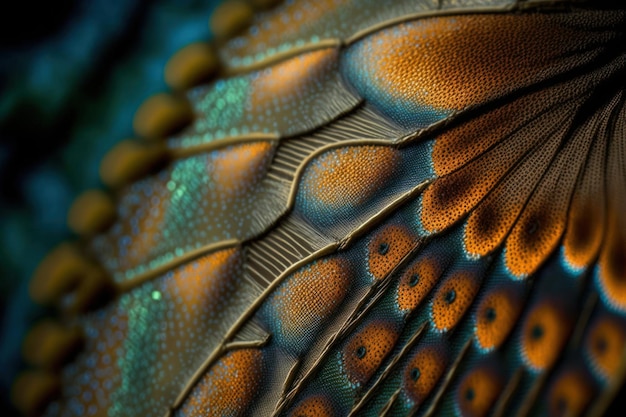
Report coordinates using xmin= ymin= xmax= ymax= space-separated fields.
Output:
xmin=19 ymin=1 xmax=626 ymax=417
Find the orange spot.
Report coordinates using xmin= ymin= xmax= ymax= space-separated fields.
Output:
xmin=521 ymin=301 xmax=570 ymax=371
xmin=305 ymin=146 xmax=401 ymax=208
xmin=563 ymin=196 xmax=604 ymax=272
xmin=421 ymin=169 xmax=483 ymax=234
xmin=548 ymin=369 xmax=593 ymax=417
xmin=168 ymin=248 xmax=240 ymax=306
xmin=180 ymin=349 xmax=264 ymax=416
xmin=225 ymin=0 xmax=347 ymax=62
xmin=464 ymin=191 xmax=522 ymax=259
xmin=396 ymin=255 xmax=443 ymax=312
xmin=402 ymin=345 xmax=447 ymax=405
xmin=585 ymin=315 xmax=626 ymax=382
xmin=368 ymin=224 xmax=415 ymax=281
xmin=288 ymin=395 xmax=336 ymax=417
xmin=474 ymin=286 xmax=523 ymax=351
xmin=159 ymin=249 xmax=242 ymax=364
xmin=212 ymin=141 xmax=273 ymax=193
xmin=364 ymin=14 xmax=592 ymax=111
xmin=251 ymin=48 xmax=338 ymax=107
xmin=270 ymin=257 xmax=352 ymax=342
xmin=505 ymin=200 xmax=568 ymax=278
xmin=342 ymin=320 xmax=399 ymax=386
xmin=431 ymin=271 xmax=479 ymax=332
xmin=456 ymin=366 xmax=503 ymax=417
xmin=597 ymin=212 xmax=626 ymax=311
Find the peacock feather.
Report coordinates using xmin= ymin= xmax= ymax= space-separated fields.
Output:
xmin=11 ymin=0 xmax=626 ymax=416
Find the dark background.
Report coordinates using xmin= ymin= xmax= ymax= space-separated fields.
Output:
xmin=0 ymin=1 xmax=220 ymax=414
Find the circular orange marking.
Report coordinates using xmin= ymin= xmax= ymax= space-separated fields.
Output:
xmin=271 ymin=257 xmax=352 ymax=342
xmin=304 ymin=146 xmax=401 ymax=208
xmin=521 ymin=302 xmax=570 ymax=371
xmin=456 ymin=366 xmax=503 ymax=417
xmin=548 ymin=370 xmax=593 ymax=417
xmin=181 ymin=349 xmax=264 ymax=416
xmin=288 ymin=394 xmax=336 ymax=417
xmin=431 ymin=272 xmax=479 ymax=332
xmin=402 ymin=345 xmax=447 ymax=405
xmin=212 ymin=142 xmax=273 ymax=193
xmin=368 ymin=224 xmax=415 ymax=281
xmin=342 ymin=320 xmax=399 ymax=386
xmin=396 ymin=255 xmax=443 ymax=312
xmin=585 ymin=315 xmax=626 ymax=382
xmin=474 ymin=287 xmax=522 ymax=351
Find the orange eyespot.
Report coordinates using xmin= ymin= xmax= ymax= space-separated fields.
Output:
xmin=288 ymin=394 xmax=336 ymax=417
xmin=341 ymin=320 xmax=400 ymax=387
xmin=396 ymin=255 xmax=443 ymax=312
xmin=584 ymin=315 xmax=626 ymax=382
xmin=180 ymin=349 xmax=265 ymax=417
xmin=548 ymin=369 xmax=593 ymax=417
xmin=431 ymin=271 xmax=480 ymax=332
xmin=520 ymin=301 xmax=570 ymax=371
xmin=474 ymin=286 xmax=523 ymax=351
xmin=402 ymin=345 xmax=447 ymax=405
xmin=368 ymin=224 xmax=416 ymax=281
xmin=456 ymin=365 xmax=503 ymax=417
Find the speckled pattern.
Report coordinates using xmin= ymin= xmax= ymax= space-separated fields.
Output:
xmin=13 ymin=1 xmax=626 ymax=417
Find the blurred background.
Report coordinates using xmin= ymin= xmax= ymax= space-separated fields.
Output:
xmin=0 ymin=1 xmax=221 ymax=414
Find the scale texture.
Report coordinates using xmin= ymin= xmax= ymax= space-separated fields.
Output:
xmin=27 ymin=1 xmax=626 ymax=416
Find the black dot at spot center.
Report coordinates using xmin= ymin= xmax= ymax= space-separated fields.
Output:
xmin=410 ymin=367 xmax=421 ymax=381
xmin=409 ymin=274 xmax=419 ymax=287
xmin=595 ymin=336 xmax=608 ymax=354
xmin=378 ymin=242 xmax=390 ymax=255
xmin=356 ymin=345 xmax=367 ymax=359
xmin=445 ymin=289 xmax=456 ymax=304
xmin=531 ymin=324 xmax=544 ymax=340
